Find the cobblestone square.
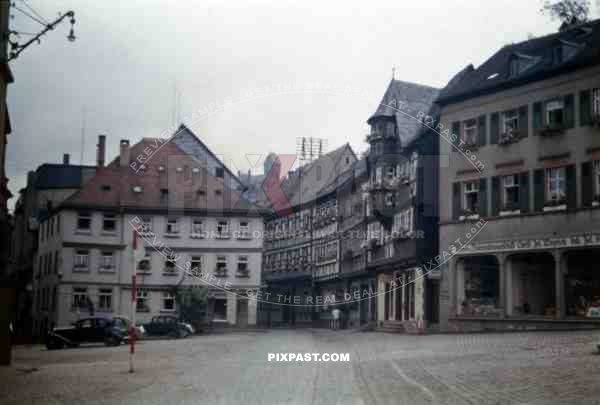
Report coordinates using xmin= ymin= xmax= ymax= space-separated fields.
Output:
xmin=2 ymin=329 xmax=600 ymax=405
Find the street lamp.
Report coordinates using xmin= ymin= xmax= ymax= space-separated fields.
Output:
xmin=8 ymin=10 xmax=76 ymax=62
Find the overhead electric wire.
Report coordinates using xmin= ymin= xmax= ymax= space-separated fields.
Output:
xmin=12 ymin=4 xmax=48 ymax=27
xmin=19 ymin=0 xmax=49 ymax=25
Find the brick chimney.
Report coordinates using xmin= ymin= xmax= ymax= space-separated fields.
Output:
xmin=96 ymin=134 xmax=106 ymax=167
xmin=119 ymin=139 xmax=130 ymax=167
xmin=63 ymin=153 xmax=70 ymax=165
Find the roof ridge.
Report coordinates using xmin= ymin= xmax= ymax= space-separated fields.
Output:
xmin=392 ymin=78 xmax=440 ymax=91
xmin=506 ymin=17 xmax=600 ymax=49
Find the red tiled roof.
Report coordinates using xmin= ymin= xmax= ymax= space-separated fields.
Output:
xmin=62 ymin=138 xmax=254 ymax=213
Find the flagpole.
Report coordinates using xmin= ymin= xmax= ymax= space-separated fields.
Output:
xmin=129 ymin=229 xmax=137 ymax=373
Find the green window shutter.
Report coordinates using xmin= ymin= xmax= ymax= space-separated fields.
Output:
xmin=452 ymin=182 xmax=461 ymax=219
xmin=518 ymin=105 xmax=528 ymax=137
xmin=566 ymin=164 xmax=577 ymax=210
xmin=581 ymin=161 xmax=594 ymax=207
xmin=478 ymin=177 xmax=487 ymax=217
xmin=451 ymin=121 xmax=460 ymax=152
xmin=580 ymin=90 xmax=592 ymax=126
xmin=533 ymin=102 xmax=543 ymax=131
xmin=564 ymin=94 xmax=575 ymax=129
xmin=491 ymin=176 xmax=500 ymax=216
xmin=490 ymin=112 xmax=499 ymax=144
xmin=519 ymin=171 xmax=529 ymax=213
xmin=478 ymin=115 xmax=486 ymax=146
xmin=533 ymin=169 xmax=545 ymax=212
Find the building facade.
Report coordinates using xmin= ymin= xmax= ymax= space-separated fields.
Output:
xmin=363 ymin=79 xmax=441 ymax=332
xmin=33 ymin=133 xmax=263 ymax=333
xmin=437 ymin=20 xmax=600 ymax=332
xmin=260 ymin=144 xmax=357 ymax=326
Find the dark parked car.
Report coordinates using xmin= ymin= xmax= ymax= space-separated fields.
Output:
xmin=45 ymin=317 xmax=128 ymax=349
xmin=142 ymin=315 xmax=192 ymax=338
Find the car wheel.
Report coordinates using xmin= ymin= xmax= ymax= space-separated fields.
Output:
xmin=105 ymin=335 xmax=120 ymax=346
xmin=180 ymin=329 xmax=189 ymax=339
xmin=168 ymin=330 xmax=179 ymax=339
xmin=46 ymin=338 xmax=63 ymax=350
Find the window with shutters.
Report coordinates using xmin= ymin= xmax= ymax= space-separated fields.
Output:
xmin=463 ymin=181 xmax=479 ymax=215
xmin=462 ymin=119 xmax=478 ymax=146
xmin=501 ymin=174 xmax=520 ymax=211
xmin=546 ymin=100 xmax=564 ymax=127
xmin=545 ymin=167 xmax=566 ymax=206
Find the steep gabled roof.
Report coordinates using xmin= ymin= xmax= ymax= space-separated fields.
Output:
xmin=171 ymin=123 xmax=244 ymax=190
xmin=275 ymin=143 xmax=357 ymax=209
xmin=368 ymin=79 xmax=440 ymax=147
xmin=63 ymin=138 xmax=254 ymax=213
xmin=437 ymin=18 xmax=600 ymax=105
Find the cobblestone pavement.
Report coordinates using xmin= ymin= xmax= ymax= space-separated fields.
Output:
xmin=2 ymin=329 xmax=600 ymax=405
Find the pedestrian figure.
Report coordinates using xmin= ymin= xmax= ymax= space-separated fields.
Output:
xmin=331 ymin=307 xmax=340 ymax=330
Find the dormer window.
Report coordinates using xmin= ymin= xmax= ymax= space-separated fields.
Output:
xmin=554 ymin=40 xmax=579 ymax=64
xmin=132 ymin=185 xmax=143 ymax=194
xmin=508 ymin=53 xmax=538 ymax=78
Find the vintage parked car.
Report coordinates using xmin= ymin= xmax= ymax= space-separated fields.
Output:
xmin=45 ymin=317 xmax=128 ymax=349
xmin=142 ymin=315 xmax=193 ymax=338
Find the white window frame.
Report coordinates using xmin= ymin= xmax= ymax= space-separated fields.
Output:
xmin=463 ymin=181 xmax=479 ymax=213
xmin=462 ymin=119 xmax=478 ymax=145
xmin=99 ymin=251 xmax=115 ymax=271
xmin=216 ymin=220 xmax=230 ymax=238
xmin=385 ymin=165 xmax=395 ymax=179
xmin=216 ymin=256 xmax=227 ymax=273
xmin=165 ymin=218 xmax=179 ymax=235
xmin=164 ymin=253 xmax=178 ymax=273
xmin=237 ymin=255 xmax=249 ymax=274
xmin=98 ymin=288 xmax=113 ymax=312
xmin=501 ymin=109 xmax=519 ymax=134
xmin=238 ymin=221 xmax=250 ymax=239
xmin=136 ymin=289 xmax=150 ymax=312
xmin=161 ymin=291 xmax=176 ymax=312
xmin=71 ymin=287 xmax=88 ymax=310
xmin=74 ymin=249 xmax=89 ymax=270
xmin=546 ymin=99 xmax=565 ymax=126
xmin=191 ymin=218 xmax=204 ymax=237
xmin=375 ymin=167 xmax=383 ymax=184
xmin=139 ymin=217 xmax=153 ymax=234
xmin=545 ymin=167 xmax=566 ymax=203
xmin=190 ymin=256 xmax=204 ymax=276
xmin=137 ymin=250 xmax=152 ymax=273
xmin=502 ymin=174 xmax=520 ymax=210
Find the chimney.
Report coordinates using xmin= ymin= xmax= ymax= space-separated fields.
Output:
xmin=96 ymin=134 xmax=106 ymax=167
xmin=119 ymin=139 xmax=130 ymax=167
xmin=63 ymin=154 xmax=70 ymax=165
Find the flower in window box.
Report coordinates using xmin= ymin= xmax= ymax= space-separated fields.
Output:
xmin=499 ymin=128 xmax=521 ymax=145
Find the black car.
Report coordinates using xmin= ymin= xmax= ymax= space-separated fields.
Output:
xmin=45 ymin=317 xmax=128 ymax=349
xmin=142 ymin=315 xmax=192 ymax=338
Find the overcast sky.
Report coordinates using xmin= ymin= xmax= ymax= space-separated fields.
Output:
xmin=5 ymin=0 xmax=599 ymax=209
